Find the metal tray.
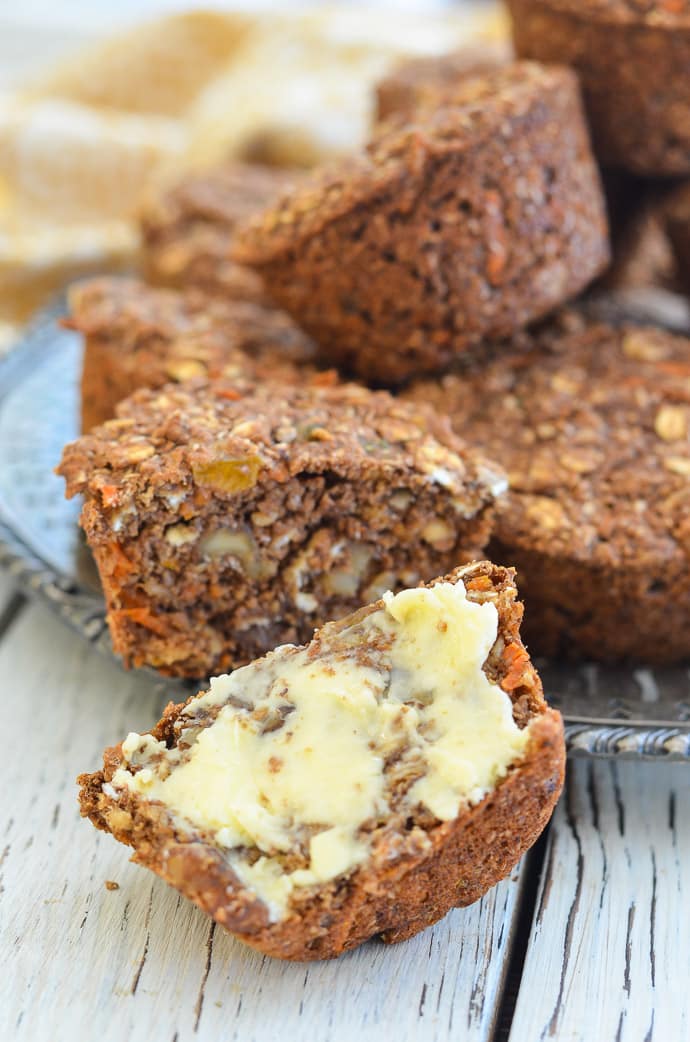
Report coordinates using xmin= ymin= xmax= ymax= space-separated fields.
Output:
xmin=2 ymin=303 xmax=690 ymax=760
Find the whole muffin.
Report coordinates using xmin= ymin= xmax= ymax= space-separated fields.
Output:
xmin=406 ymin=311 xmax=690 ymax=664
xmin=508 ymin=0 xmax=690 ymax=176
xmin=234 ymin=62 xmax=609 ymax=384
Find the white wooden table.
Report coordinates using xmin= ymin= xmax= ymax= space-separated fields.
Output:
xmin=1 ymin=570 xmax=688 ymax=1041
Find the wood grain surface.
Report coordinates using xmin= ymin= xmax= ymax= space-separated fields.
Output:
xmin=509 ymin=758 xmax=690 ymax=1041
xmin=2 ymin=577 xmax=689 ymax=1040
xmin=0 ymin=598 xmax=526 ymax=1042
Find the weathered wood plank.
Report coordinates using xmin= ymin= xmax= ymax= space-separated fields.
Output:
xmin=509 ymin=758 xmax=690 ymax=1042
xmin=1 ymin=601 xmax=526 ymax=1042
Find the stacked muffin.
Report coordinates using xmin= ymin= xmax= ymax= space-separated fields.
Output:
xmin=60 ymin=23 xmax=690 ymax=669
xmin=506 ymin=0 xmax=690 ymax=293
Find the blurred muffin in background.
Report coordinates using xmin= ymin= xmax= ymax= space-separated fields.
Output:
xmin=0 ymin=4 xmax=505 ymax=350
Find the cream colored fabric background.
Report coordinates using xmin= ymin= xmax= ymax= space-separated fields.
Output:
xmin=0 ymin=1 xmax=458 ymax=91
xmin=0 ymin=2 xmax=499 ymax=350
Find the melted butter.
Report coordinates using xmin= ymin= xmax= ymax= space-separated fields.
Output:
xmin=118 ymin=652 xmax=389 ymax=863
xmin=233 ymin=826 xmax=370 ymax=914
xmin=382 ymin=586 xmax=530 ymax=819
xmin=113 ymin=580 xmax=532 ymax=920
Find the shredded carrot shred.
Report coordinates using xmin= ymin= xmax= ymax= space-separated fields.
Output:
xmin=501 ymin=642 xmax=530 ymax=691
xmin=113 ymin=607 xmax=169 ymax=637
xmin=465 ymin=575 xmax=492 ymax=591
xmin=107 ymin=542 xmax=134 ymax=582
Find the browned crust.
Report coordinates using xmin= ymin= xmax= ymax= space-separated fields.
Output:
xmin=405 ymin=311 xmax=690 ymax=663
xmin=510 ymin=0 xmax=690 ymax=31
xmin=233 ymin=62 xmax=608 ymax=383
xmin=489 ymin=539 xmax=690 ymax=663
xmin=69 ymin=277 xmax=319 ymax=431
xmin=508 ymin=0 xmax=690 ymax=175
xmin=77 ymin=561 xmax=565 ymax=960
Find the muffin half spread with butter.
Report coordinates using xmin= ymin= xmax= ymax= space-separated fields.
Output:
xmin=78 ymin=561 xmax=564 ymax=960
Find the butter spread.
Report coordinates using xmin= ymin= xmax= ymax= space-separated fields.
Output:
xmin=112 ymin=580 xmax=531 ymax=920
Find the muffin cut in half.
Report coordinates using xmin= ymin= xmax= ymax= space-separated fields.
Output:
xmin=58 ymin=381 xmax=505 ymax=677
xmin=68 ymin=277 xmax=319 ymax=431
xmin=234 ymin=62 xmax=609 ymax=383
xmin=78 ymin=561 xmax=565 ymax=961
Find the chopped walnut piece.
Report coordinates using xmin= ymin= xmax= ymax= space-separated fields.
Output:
xmin=664 ymin=456 xmax=690 ymax=475
xmin=655 ymin=405 xmax=688 ymax=442
xmin=165 ymin=358 xmax=208 ymax=382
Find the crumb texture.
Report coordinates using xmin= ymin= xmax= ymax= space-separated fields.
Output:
xmin=58 ymin=382 xmax=504 ymax=676
xmin=78 ymin=561 xmax=565 ymax=960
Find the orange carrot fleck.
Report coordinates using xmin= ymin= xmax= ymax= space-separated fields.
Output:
xmin=113 ymin=607 xmax=169 ymax=637
xmin=107 ymin=542 xmax=134 ymax=582
xmin=501 ymin=642 xmax=530 ymax=691
xmin=100 ymin=484 xmax=119 ymax=508
xmin=465 ymin=575 xmax=493 ymax=592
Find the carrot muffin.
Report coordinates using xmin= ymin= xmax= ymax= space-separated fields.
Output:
xmin=69 ymin=277 xmax=319 ymax=431
xmin=374 ymin=44 xmax=510 ymax=122
xmin=234 ymin=63 xmax=609 ymax=384
xmin=508 ymin=0 xmax=690 ymax=176
xmin=58 ymin=382 xmax=505 ymax=677
xmin=78 ymin=560 xmax=565 ymax=961
xmin=140 ymin=161 xmax=302 ymax=299
xmin=406 ymin=312 xmax=690 ymax=663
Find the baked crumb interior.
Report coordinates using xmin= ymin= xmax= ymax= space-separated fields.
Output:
xmin=108 ymin=579 xmax=532 ymax=920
